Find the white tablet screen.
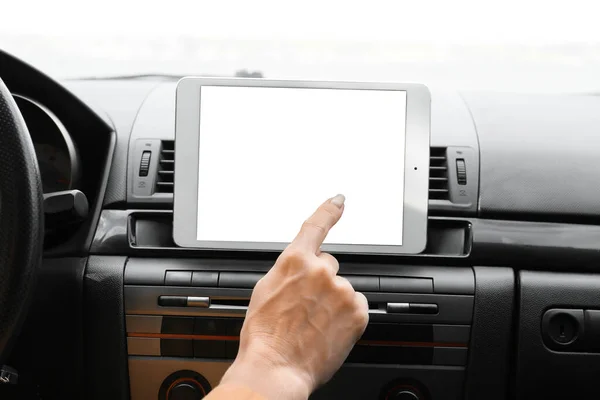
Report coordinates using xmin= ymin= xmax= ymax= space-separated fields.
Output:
xmin=196 ymin=86 xmax=407 ymax=246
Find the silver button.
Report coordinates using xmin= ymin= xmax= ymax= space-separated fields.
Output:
xmin=186 ymin=296 xmax=210 ymax=308
xmin=386 ymin=302 xmax=411 ymax=313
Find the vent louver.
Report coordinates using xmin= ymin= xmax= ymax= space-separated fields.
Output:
xmin=429 ymin=147 xmax=449 ymax=200
xmin=155 ymin=140 xmax=174 ymax=193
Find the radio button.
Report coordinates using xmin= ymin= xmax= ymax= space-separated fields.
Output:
xmin=409 ymin=303 xmax=438 ymax=314
xmin=386 ymin=303 xmax=410 ymax=313
xmin=380 ymin=277 xmax=433 ymax=293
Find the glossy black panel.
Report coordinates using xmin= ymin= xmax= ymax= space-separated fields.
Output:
xmin=347 ymin=345 xmax=433 ymax=365
xmin=160 ymin=339 xmax=193 ymax=357
xmin=193 ymin=318 xmax=241 ymax=336
xmin=193 ymin=340 xmax=226 ymax=358
xmin=161 ymin=317 xmax=194 ymax=334
xmin=471 ymin=219 xmax=600 ymax=270
xmin=361 ymin=323 xmax=433 ymax=342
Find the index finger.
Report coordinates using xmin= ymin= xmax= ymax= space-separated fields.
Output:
xmin=291 ymin=194 xmax=345 ymax=253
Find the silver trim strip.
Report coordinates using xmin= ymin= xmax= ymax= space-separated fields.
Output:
xmin=125 ymin=286 xmax=473 ymax=324
xmin=126 ymin=315 xmax=163 ymax=333
xmin=187 ymin=296 xmax=210 ymax=308
xmin=127 ymin=337 xmax=161 ymax=356
xmin=386 ymin=302 xmax=411 ymax=313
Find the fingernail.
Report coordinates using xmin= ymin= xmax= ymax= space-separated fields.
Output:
xmin=330 ymin=194 xmax=345 ymax=208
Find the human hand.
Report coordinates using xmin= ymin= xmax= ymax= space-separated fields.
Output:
xmin=220 ymin=194 xmax=369 ymax=400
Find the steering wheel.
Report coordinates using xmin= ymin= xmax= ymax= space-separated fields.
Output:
xmin=0 ymin=78 xmax=44 ymax=365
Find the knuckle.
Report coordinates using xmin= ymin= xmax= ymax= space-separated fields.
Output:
xmin=276 ymin=249 xmax=308 ymax=275
xmin=254 ymin=276 xmax=266 ymax=291
xmin=335 ymin=276 xmax=354 ymax=290
xmin=355 ymin=308 xmax=369 ymax=329
xmin=302 ymin=220 xmax=326 ymax=235
xmin=281 ymin=249 xmax=307 ymax=265
xmin=355 ymin=291 xmax=368 ymax=307
xmin=321 ymin=205 xmax=339 ymax=220
xmin=333 ymin=277 xmax=356 ymax=301
xmin=353 ymin=293 xmax=369 ymax=328
xmin=310 ymin=263 xmax=332 ymax=280
xmin=321 ymin=252 xmax=339 ymax=268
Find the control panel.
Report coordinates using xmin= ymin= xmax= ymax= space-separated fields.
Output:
xmin=124 ymin=259 xmax=474 ymax=400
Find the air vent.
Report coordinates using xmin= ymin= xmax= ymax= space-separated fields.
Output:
xmin=156 ymin=140 xmax=174 ymax=193
xmin=429 ymin=147 xmax=449 ymax=200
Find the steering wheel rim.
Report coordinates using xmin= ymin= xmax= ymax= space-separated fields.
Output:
xmin=0 ymin=77 xmax=44 ymax=364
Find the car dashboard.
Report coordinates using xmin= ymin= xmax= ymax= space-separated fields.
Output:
xmin=3 ymin=48 xmax=600 ymax=400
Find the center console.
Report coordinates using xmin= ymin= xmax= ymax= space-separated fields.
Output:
xmin=124 ymin=259 xmax=474 ymax=400
xmin=78 ymin=84 xmax=517 ymax=400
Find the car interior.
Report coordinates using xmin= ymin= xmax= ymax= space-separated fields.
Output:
xmin=2 ymin=5 xmax=600 ymax=399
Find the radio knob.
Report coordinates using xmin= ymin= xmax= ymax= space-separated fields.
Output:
xmin=385 ymin=386 xmax=424 ymax=400
xmin=389 ymin=390 xmax=420 ymax=400
xmin=159 ymin=371 xmax=211 ymax=400
xmin=168 ymin=380 xmax=205 ymax=400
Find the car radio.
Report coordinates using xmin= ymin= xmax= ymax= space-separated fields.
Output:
xmin=124 ymin=258 xmax=474 ymax=400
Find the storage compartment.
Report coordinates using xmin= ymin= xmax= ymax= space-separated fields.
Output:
xmin=516 ymin=271 xmax=600 ymax=399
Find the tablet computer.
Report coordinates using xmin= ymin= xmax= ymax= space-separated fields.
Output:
xmin=173 ymin=78 xmax=430 ymax=254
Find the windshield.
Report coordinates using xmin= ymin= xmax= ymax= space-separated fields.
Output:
xmin=3 ymin=0 xmax=599 ymax=93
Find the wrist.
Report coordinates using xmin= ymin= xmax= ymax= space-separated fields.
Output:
xmin=221 ymin=351 xmax=311 ymax=400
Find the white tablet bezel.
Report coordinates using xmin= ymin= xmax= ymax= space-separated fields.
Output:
xmin=173 ymin=78 xmax=430 ymax=254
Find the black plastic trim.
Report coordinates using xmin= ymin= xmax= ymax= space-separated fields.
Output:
xmin=219 ymin=272 xmax=263 ymax=288
xmin=0 ymin=50 xmax=116 ymax=258
xmin=93 ymin=210 xmax=471 ymax=261
xmin=9 ymin=258 xmax=86 ymax=399
xmin=124 ymin=258 xmax=474 ymax=295
xmin=433 ymin=347 xmax=468 ymax=366
xmin=94 ymin=209 xmax=600 ymax=272
xmin=433 ymin=325 xmax=471 ymax=343
xmin=464 ymin=267 xmax=514 ymax=400
xmin=380 ymin=277 xmax=433 ymax=293
xmin=83 ymin=256 xmax=129 ymax=400
xmin=42 ymin=129 xmax=116 ymax=257
xmin=470 ymin=219 xmax=600 ymax=270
